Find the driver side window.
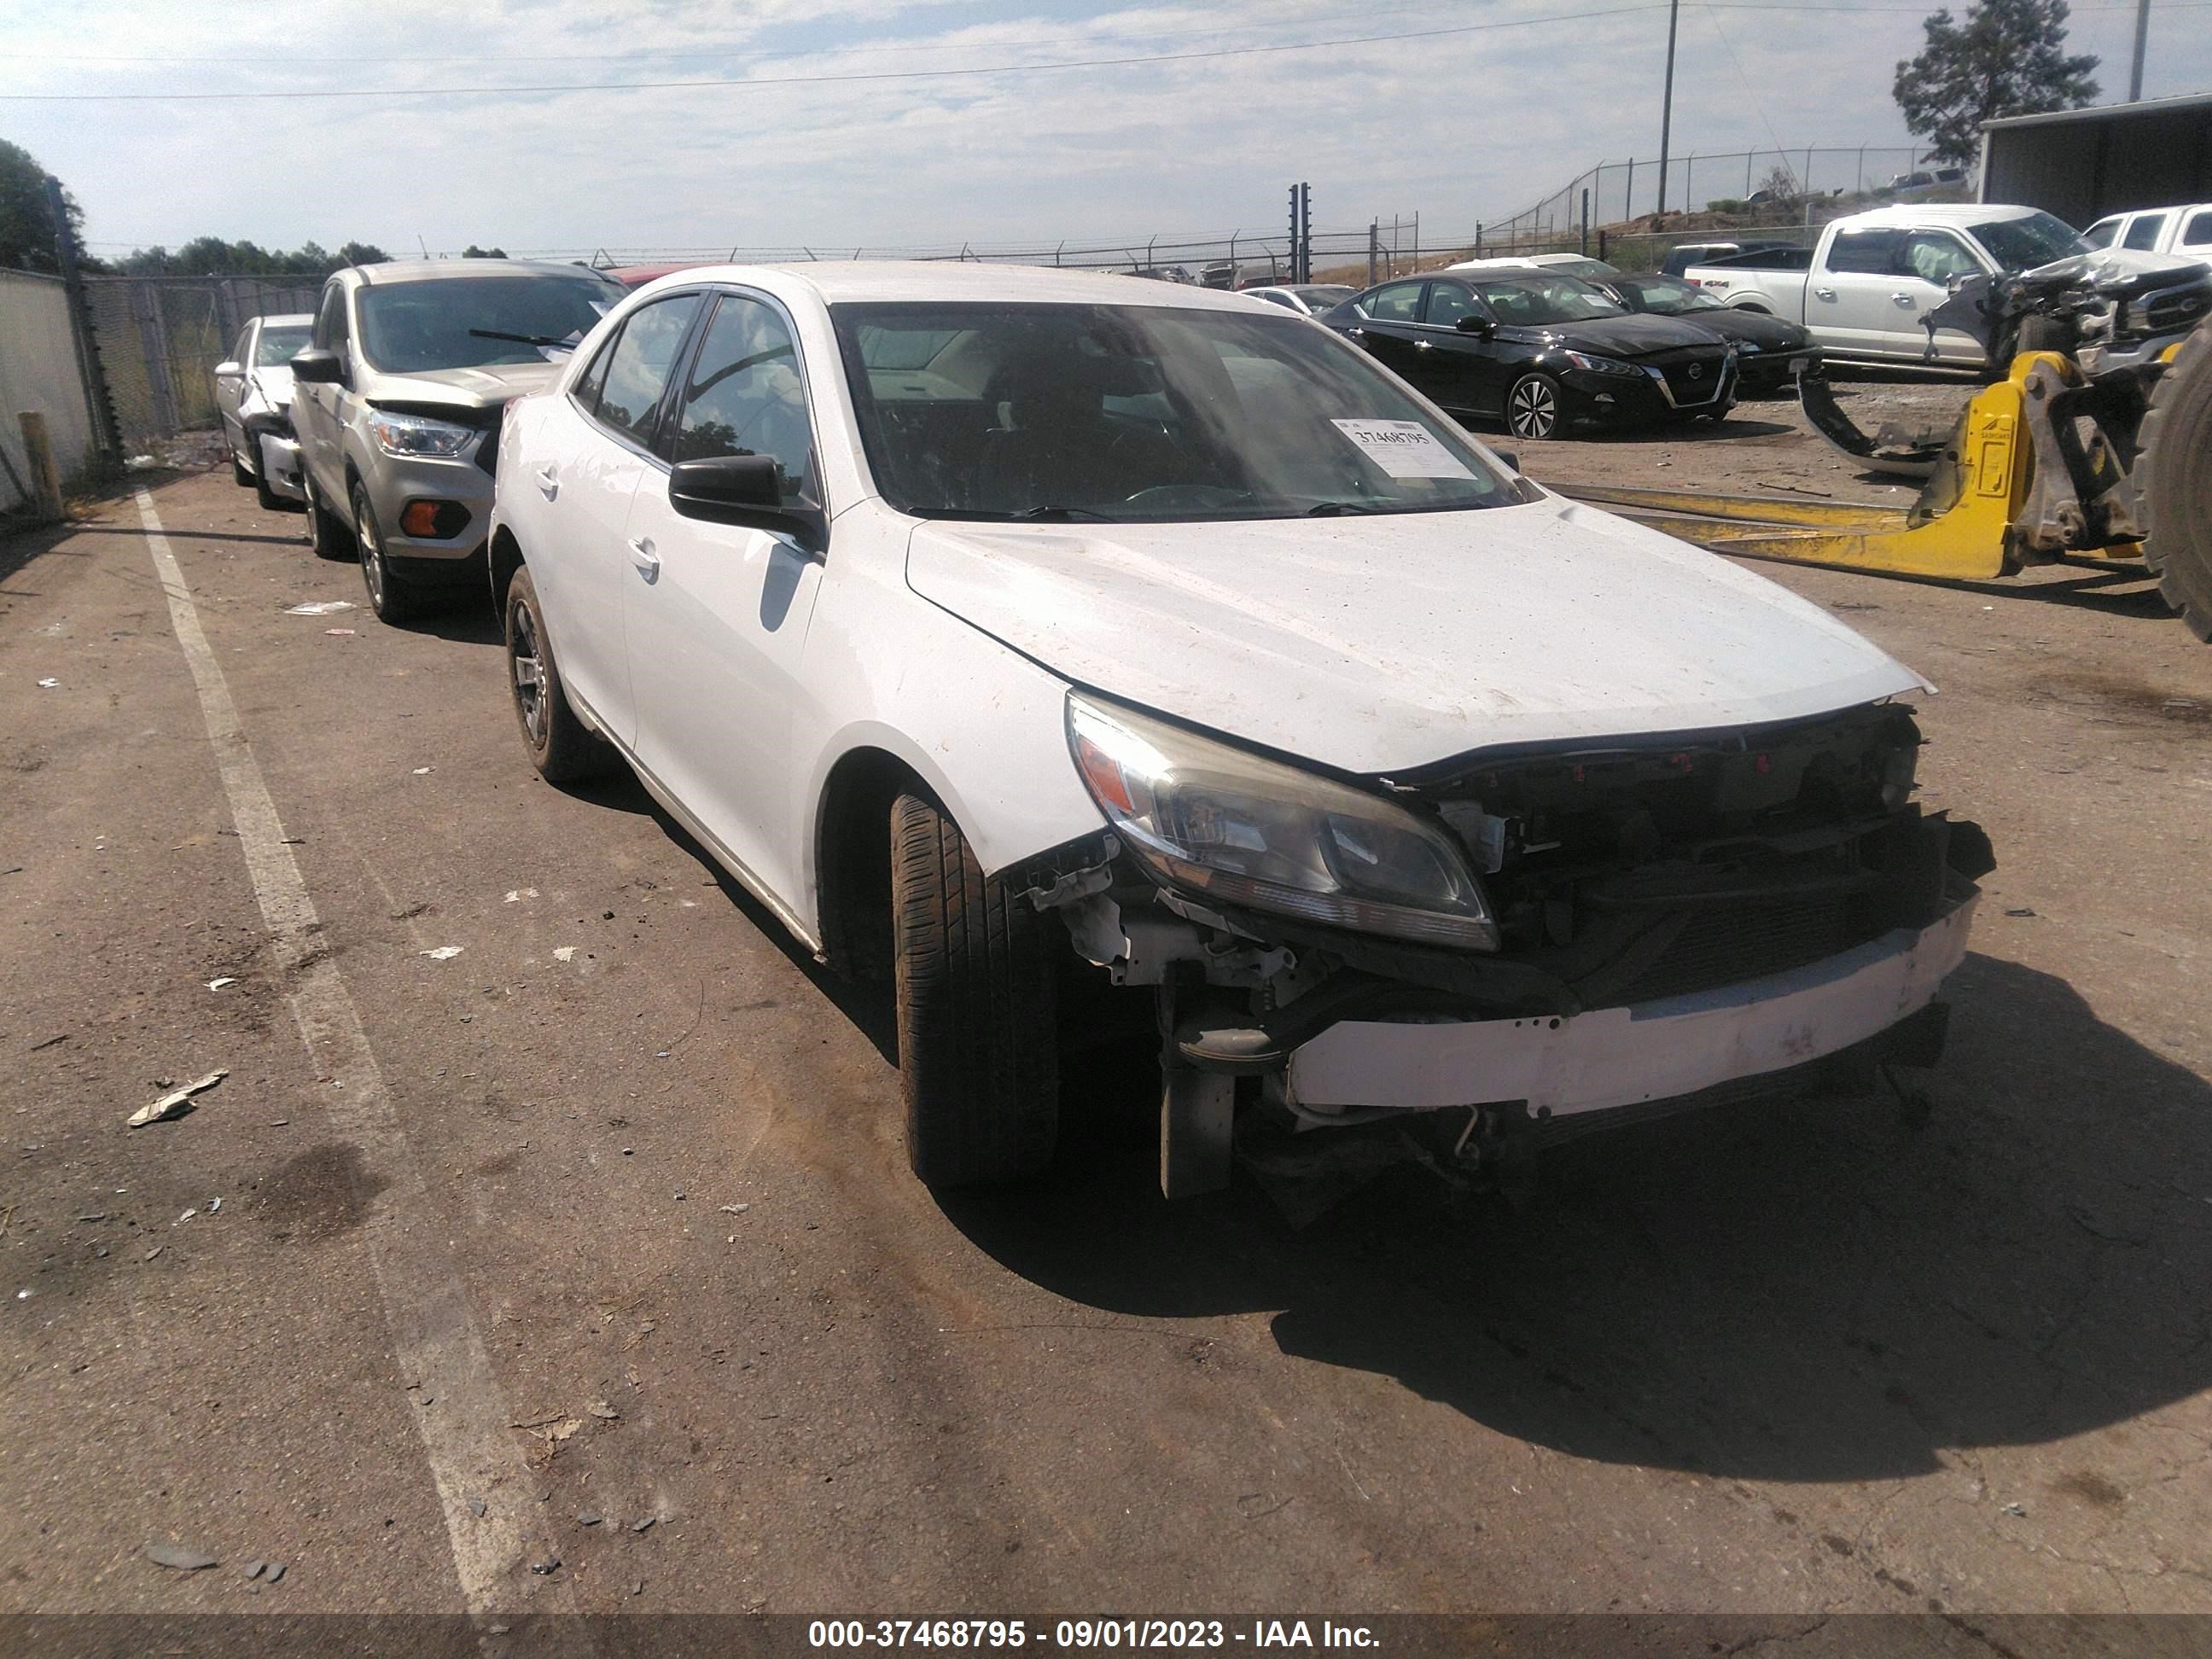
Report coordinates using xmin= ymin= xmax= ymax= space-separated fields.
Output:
xmin=671 ymin=294 xmax=816 ymax=504
xmin=1898 ymin=230 xmax=1979 ymax=285
xmin=1423 ymin=283 xmax=1481 ymax=327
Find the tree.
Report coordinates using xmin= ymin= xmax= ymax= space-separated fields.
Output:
xmin=461 ymin=244 xmax=507 ymax=259
xmin=0 ymin=137 xmax=85 ymax=275
xmin=337 ymin=241 xmax=389 ymax=266
xmin=1894 ymin=0 xmax=2098 ymax=166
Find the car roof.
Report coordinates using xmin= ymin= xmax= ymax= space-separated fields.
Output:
xmin=1839 ymin=204 xmax=2042 ymax=228
xmin=254 ymin=312 xmax=314 ymax=328
xmin=352 ymin=258 xmax=620 ymax=285
xmin=634 ymin=259 xmax=1277 ymax=313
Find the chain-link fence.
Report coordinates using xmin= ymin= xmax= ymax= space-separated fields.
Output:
xmin=82 ymin=276 xmax=320 ymax=446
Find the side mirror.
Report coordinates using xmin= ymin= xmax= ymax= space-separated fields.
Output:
xmin=290 ymin=347 xmax=345 ymax=385
xmin=1454 ymin=314 xmax=1496 ymax=338
xmin=213 ymin=359 xmax=243 ymax=378
xmin=1491 ymin=449 xmax=1519 ymax=473
xmin=667 ymin=454 xmax=827 ymax=556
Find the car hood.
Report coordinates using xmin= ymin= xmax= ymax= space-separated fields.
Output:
xmin=1667 ymin=308 xmax=1810 ymax=351
xmin=247 ymin=365 xmax=294 ymax=410
xmin=905 ymin=497 xmax=1928 ymax=774
xmin=363 ymin=360 xmax=565 ymax=410
xmin=1506 ymin=311 xmax=1722 ymax=358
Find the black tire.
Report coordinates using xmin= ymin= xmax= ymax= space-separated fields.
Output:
xmin=352 ymin=484 xmax=433 ymax=624
xmin=253 ymin=440 xmax=284 ymax=512
xmin=304 ymin=470 xmax=353 ymax=562
xmin=1505 ymin=372 xmax=1563 ymax=440
xmin=891 ymin=792 xmax=1059 ymax=1188
xmin=2139 ymin=318 xmax=2212 ymax=644
xmin=504 ymin=564 xmax=618 ymax=783
xmin=231 ymin=434 xmax=253 ymax=489
xmin=2013 ymin=313 xmax=2072 ymax=358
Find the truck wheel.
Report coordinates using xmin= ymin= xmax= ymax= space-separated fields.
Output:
xmin=2139 ymin=319 xmax=2212 ymax=644
xmin=1506 ymin=373 xmax=1563 ymax=439
xmin=304 ymin=472 xmax=353 ymax=562
xmin=891 ymin=792 xmax=1059 ymax=1188
xmin=504 ymin=564 xmax=616 ymax=783
xmin=352 ymin=484 xmax=431 ymax=625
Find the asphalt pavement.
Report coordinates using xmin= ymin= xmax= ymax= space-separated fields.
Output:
xmin=3 ymin=453 xmax=2210 ymax=1627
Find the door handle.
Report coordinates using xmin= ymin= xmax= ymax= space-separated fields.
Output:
xmin=626 ymin=537 xmax=660 ymax=579
xmin=534 ymin=466 xmax=558 ymax=499
xmin=1813 ymin=287 xmax=1837 ymax=301
xmin=1347 ymin=326 xmax=1365 ymax=336
xmin=1414 ymin=340 xmax=1435 ymax=351
xmin=1890 ymin=292 xmax=1917 ymax=306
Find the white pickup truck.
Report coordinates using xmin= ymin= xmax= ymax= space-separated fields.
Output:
xmin=1681 ymin=204 xmax=2091 ymax=365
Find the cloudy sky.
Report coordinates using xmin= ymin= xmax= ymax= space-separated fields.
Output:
xmin=3 ymin=0 xmax=2207 ymax=261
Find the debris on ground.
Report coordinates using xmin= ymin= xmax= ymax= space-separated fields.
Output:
xmin=419 ymin=946 xmax=463 ymax=961
xmin=2001 ymin=1502 xmax=2027 ymax=1517
xmin=205 ymin=977 xmax=236 ymax=991
xmin=2005 ymin=906 xmax=2037 ymax=917
xmin=530 ymin=1556 xmax=561 ymax=1575
xmin=504 ymin=889 xmax=538 ymax=903
xmin=552 ymin=946 xmax=577 ymax=962
xmin=323 ymin=627 xmax=355 ymax=636
xmin=146 ymin=1541 xmax=219 ymax=1571
xmin=38 ymin=678 xmax=60 ymax=689
xmin=587 ymin=1399 xmax=620 ymax=1420
xmin=144 ymin=1246 xmax=162 ymax=1260
xmin=130 ymin=1070 xmax=227 ymax=1127
xmin=468 ymin=1499 xmax=487 ymax=1518
xmin=245 ymin=1560 xmax=265 ymax=1579
xmin=578 ymin=1512 xmax=603 ymax=1527
xmin=411 ymin=767 xmax=434 ymax=776
xmin=207 ymin=1196 xmax=221 ymax=1213
xmin=265 ymin=1561 xmax=286 ymax=1583
xmin=283 ymin=600 xmax=355 ymax=616
xmin=719 ymin=1203 xmax=748 ymax=1214
xmin=29 ymin=1033 xmax=68 ymax=1051
xmin=631 ymin=1516 xmax=656 ymax=1534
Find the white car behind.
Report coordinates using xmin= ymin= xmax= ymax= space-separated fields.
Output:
xmin=487 ymin=262 xmax=1990 ymax=1200
xmin=212 ymin=312 xmax=312 ymax=509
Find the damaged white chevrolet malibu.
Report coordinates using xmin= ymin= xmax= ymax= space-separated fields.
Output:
xmin=486 ymin=262 xmax=1990 ymax=1198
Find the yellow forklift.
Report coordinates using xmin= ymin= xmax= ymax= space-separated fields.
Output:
xmin=1556 ymin=262 xmax=2212 ymax=643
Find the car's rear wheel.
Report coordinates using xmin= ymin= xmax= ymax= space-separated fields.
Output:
xmin=891 ymin=792 xmax=1059 ymax=1188
xmin=504 ymin=564 xmax=617 ymax=782
xmin=352 ymin=484 xmax=428 ymax=624
xmin=304 ymin=471 xmax=353 ymax=562
xmin=1506 ymin=372 xmax=1563 ymax=439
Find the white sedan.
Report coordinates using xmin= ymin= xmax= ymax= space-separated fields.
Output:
xmin=212 ymin=311 xmax=312 ymax=509
xmin=487 ymin=262 xmax=1988 ymax=1198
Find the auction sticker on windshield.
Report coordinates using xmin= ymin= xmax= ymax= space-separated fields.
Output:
xmin=1330 ymin=419 xmax=1476 ymax=480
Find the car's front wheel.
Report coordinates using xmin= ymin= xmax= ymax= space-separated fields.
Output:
xmin=352 ymin=485 xmax=428 ymax=624
xmin=230 ymin=432 xmax=253 ymax=489
xmin=504 ymin=565 xmax=617 ymax=783
xmin=1506 ymin=372 xmax=1563 ymax=439
xmin=891 ymin=792 xmax=1059 ymax=1188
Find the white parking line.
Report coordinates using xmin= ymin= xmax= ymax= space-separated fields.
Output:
xmin=136 ymin=490 xmax=579 ymax=1618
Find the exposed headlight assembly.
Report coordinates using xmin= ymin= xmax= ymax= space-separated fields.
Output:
xmin=367 ymin=408 xmax=476 ymax=459
xmin=1066 ymin=694 xmax=1499 ymax=951
xmin=1563 ymin=350 xmax=1642 ymax=375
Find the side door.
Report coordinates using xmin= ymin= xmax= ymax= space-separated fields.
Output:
xmin=618 ymin=288 xmax=826 ymax=911
xmin=295 ymin=284 xmax=346 ymax=492
xmin=1891 ymin=228 xmax=1988 ymax=361
xmin=1416 ymin=279 xmax=1507 ymax=416
xmin=1344 ymin=281 xmax=1429 ymax=383
xmin=527 ymin=290 xmax=706 ymax=747
xmin=1810 ymin=225 xmax=1906 ymax=356
xmin=214 ymin=323 xmax=252 ymax=449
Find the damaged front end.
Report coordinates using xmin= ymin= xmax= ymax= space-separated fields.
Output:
xmin=1027 ymin=694 xmax=1992 ymax=1202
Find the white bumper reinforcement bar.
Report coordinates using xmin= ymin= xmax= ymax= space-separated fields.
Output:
xmin=1287 ymin=893 xmax=1977 ymax=1117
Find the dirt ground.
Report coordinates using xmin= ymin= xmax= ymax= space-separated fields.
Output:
xmin=3 ymin=388 xmax=2210 ymax=1644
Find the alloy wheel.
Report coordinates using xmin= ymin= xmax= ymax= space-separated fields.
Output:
xmin=510 ymin=600 xmax=547 ymax=748
xmin=358 ymin=511 xmax=387 ymax=610
xmin=1508 ymin=377 xmax=1559 ymax=440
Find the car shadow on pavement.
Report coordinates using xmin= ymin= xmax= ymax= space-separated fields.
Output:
xmin=942 ymin=951 xmax=2212 ymax=1483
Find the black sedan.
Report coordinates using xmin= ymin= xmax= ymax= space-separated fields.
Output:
xmin=1586 ymin=272 xmax=1819 ymax=397
xmin=1321 ymin=271 xmax=1735 ymax=439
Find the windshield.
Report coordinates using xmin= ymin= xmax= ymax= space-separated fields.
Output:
xmin=1610 ymin=275 xmax=1722 ymax=315
xmin=255 ymin=325 xmax=311 ymax=366
xmin=356 ymin=275 xmax=618 ymax=373
xmin=1295 ymin=286 xmax=1353 ymax=310
xmin=830 ymin=302 xmax=1519 ymax=523
xmin=1973 ymin=212 xmax=2091 ymax=272
xmin=1464 ymin=274 xmax=1627 ymax=324
xmin=1542 ymin=258 xmax=1620 ymax=280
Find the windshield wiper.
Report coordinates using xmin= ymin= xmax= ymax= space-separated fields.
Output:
xmin=1306 ymin=499 xmax=1390 ymax=515
xmin=467 ymin=329 xmax=577 ymax=348
xmin=1007 ymin=504 xmax=1118 ymax=521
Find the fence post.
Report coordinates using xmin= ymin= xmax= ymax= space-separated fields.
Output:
xmin=1746 ymin=150 xmax=1755 ymax=197
xmin=1474 ymin=221 xmax=1481 ymax=258
xmin=1625 ymin=157 xmax=1635 ymax=221
xmin=1367 ymin=222 xmax=1378 ymax=287
xmin=1598 ymin=227 xmax=1609 ymax=263
xmin=132 ymin=282 xmax=178 ymax=439
xmin=17 ymin=411 xmax=65 ymax=521
xmin=1580 ymin=189 xmax=1590 ymax=255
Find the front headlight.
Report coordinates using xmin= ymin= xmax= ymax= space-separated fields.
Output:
xmin=1563 ymin=350 xmax=1642 ymax=375
xmin=1066 ymin=694 xmax=1499 ymax=951
xmin=367 ymin=408 xmax=476 ymax=459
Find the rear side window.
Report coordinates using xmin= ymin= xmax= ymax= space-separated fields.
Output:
xmin=1826 ymin=228 xmax=1904 ymax=274
xmin=591 ymin=294 xmax=702 ymax=446
xmin=2123 ymin=212 xmax=2169 ymax=251
xmin=570 ymin=324 xmax=620 ymax=413
xmin=671 ymin=294 xmax=815 ymax=502
xmin=2183 ymin=210 xmax=2212 ymax=249
xmin=1362 ymin=282 xmax=1424 ymax=322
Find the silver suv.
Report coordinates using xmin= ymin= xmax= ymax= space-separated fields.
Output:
xmin=290 ymin=259 xmax=624 ymax=623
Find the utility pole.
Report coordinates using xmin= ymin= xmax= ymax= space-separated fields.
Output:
xmin=2129 ymin=0 xmax=2151 ymax=101
xmin=1656 ymin=0 xmax=1681 ymax=216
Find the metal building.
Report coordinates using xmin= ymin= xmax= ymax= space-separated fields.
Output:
xmin=1979 ymin=92 xmax=2212 ymax=227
